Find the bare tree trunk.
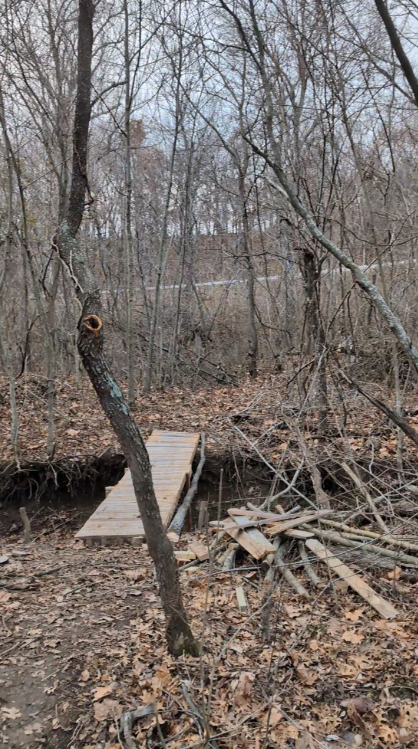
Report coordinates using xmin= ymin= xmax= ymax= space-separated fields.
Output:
xmin=55 ymin=0 xmax=197 ymax=656
xmin=123 ymin=0 xmax=135 ymax=407
xmin=301 ymin=248 xmax=329 ymax=433
xmin=238 ymin=167 xmax=258 ymax=378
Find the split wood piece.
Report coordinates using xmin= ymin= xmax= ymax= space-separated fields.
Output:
xmin=19 ymin=507 xmax=31 ymax=543
xmin=265 ymin=510 xmax=332 ymax=537
xmin=305 ymin=538 xmax=398 ymax=619
xmin=188 ymin=542 xmax=210 ymax=562
xmin=298 ymin=540 xmax=322 ymax=587
xmin=341 ymin=462 xmax=391 ymax=534
xmin=301 ymin=526 xmax=418 ymax=567
xmin=222 ymin=543 xmax=238 ymax=571
xmin=225 ymin=515 xmax=276 ymax=560
xmin=272 ymin=541 xmax=309 ymax=597
xmin=168 ymin=433 xmax=206 ymax=537
xmin=236 ymin=586 xmax=249 ymax=613
xmin=320 ymin=518 xmax=418 ymax=555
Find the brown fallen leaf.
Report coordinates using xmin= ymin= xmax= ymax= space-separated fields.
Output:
xmin=295 ymin=731 xmax=316 ymax=749
xmin=295 ymin=665 xmax=318 ymax=685
xmin=269 ymin=706 xmax=282 ymax=727
xmin=93 ymin=685 xmax=113 ymax=701
xmin=1 ymin=707 xmax=21 ymax=720
xmin=342 ymin=630 xmax=364 ymax=644
xmin=387 ymin=566 xmax=401 ymax=581
xmin=93 ymin=699 xmax=122 ymax=721
xmin=80 ymin=670 xmax=90 ymax=682
xmin=341 ymin=696 xmax=375 ymax=715
xmin=345 ymin=609 xmax=364 ymax=622
xmin=233 ymin=671 xmax=255 ymax=706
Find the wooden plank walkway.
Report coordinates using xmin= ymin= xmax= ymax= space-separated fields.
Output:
xmin=75 ymin=430 xmax=200 ymax=543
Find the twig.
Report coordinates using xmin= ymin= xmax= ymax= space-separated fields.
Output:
xmin=341 ymin=461 xmax=391 ymax=534
xmin=180 ymin=683 xmax=219 ymax=749
xmin=119 ymin=705 xmax=154 ymax=749
xmin=302 ymin=525 xmax=418 ymax=566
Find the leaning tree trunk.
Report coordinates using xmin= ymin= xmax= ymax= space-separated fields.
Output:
xmin=54 ymin=0 xmax=197 ymax=656
xmin=78 ymin=309 xmax=197 ymax=655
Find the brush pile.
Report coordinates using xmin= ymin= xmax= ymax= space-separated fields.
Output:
xmin=176 ymin=499 xmax=418 ymax=620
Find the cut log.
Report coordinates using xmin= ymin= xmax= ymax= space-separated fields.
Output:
xmin=225 ymin=515 xmax=275 ymax=560
xmin=222 ymin=544 xmax=238 ymax=570
xmin=305 ymin=538 xmax=398 ymax=619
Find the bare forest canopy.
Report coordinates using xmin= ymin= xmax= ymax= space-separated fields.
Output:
xmin=2 ymin=0 xmax=418 ymax=456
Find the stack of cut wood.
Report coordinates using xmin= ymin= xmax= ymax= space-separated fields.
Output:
xmin=176 ymin=503 xmax=418 ymax=620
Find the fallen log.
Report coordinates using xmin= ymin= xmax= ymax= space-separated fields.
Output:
xmin=168 ymin=433 xmax=206 ymax=538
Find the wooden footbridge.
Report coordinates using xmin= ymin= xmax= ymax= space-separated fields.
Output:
xmin=75 ymin=430 xmax=200 ymax=544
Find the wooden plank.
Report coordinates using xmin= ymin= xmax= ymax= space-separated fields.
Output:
xmin=305 ymin=538 xmax=398 ymax=619
xmin=75 ymin=430 xmax=200 ymax=542
xmin=225 ymin=515 xmax=275 ymax=560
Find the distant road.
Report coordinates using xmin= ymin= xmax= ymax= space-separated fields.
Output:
xmin=102 ymin=257 xmax=416 ymax=295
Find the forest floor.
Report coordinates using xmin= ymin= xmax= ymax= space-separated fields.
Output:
xmin=1 ymin=518 xmax=418 ymax=749
xmin=2 ymin=372 xmax=418 ymax=748
xmin=2 ymin=370 xmax=418 ymax=468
